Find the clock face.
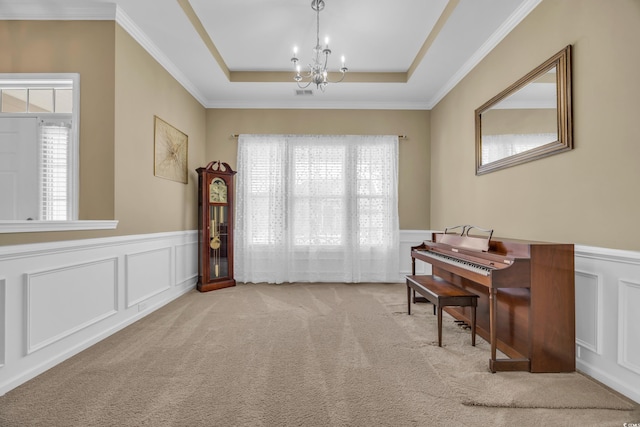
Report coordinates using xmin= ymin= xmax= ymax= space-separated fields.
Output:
xmin=209 ymin=178 xmax=227 ymax=203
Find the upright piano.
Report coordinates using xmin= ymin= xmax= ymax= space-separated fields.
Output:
xmin=411 ymin=229 xmax=575 ymax=373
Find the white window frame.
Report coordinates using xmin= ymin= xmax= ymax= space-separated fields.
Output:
xmin=0 ymin=73 xmax=117 ymax=233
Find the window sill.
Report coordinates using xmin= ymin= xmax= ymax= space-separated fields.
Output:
xmin=0 ymin=220 xmax=119 ymax=234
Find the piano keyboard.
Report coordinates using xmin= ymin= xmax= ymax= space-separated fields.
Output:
xmin=416 ymin=250 xmax=492 ymax=276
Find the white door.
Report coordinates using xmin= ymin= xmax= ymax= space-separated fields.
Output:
xmin=0 ymin=117 xmax=39 ymax=220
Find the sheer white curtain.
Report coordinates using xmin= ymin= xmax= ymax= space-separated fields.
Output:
xmin=235 ymin=134 xmax=399 ymax=284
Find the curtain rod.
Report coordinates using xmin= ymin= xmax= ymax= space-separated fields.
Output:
xmin=230 ymin=134 xmax=407 ymax=139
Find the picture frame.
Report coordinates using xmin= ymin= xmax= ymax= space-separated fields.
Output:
xmin=154 ymin=116 xmax=188 ymax=184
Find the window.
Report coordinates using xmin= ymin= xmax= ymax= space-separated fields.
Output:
xmin=235 ymin=134 xmax=399 ymax=283
xmin=0 ymin=86 xmax=73 ymax=114
xmin=0 ymin=74 xmax=78 ymax=222
xmin=40 ymin=120 xmax=72 ymax=220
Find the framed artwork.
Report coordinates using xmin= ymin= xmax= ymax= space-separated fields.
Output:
xmin=154 ymin=116 xmax=188 ymax=183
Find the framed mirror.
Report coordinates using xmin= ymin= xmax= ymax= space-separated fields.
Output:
xmin=475 ymin=45 xmax=572 ymax=175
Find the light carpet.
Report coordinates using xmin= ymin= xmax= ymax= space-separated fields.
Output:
xmin=0 ymin=282 xmax=638 ymax=427
xmin=392 ymin=305 xmax=635 ymax=410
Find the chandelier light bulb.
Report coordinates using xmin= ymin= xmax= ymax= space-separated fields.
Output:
xmin=289 ymin=0 xmax=347 ymax=91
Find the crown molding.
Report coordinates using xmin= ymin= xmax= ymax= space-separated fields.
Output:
xmin=427 ymin=0 xmax=543 ymax=109
xmin=113 ymin=7 xmax=208 ymax=107
xmin=0 ymin=1 xmax=116 ymax=20
xmin=0 ymin=1 xmax=210 ymax=107
xmin=204 ymin=99 xmax=432 ymax=110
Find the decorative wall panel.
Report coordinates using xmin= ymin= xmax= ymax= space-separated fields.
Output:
xmin=575 ymin=245 xmax=640 ymax=404
xmin=575 ymin=270 xmax=601 ymax=354
xmin=0 ymin=278 xmax=5 ymax=368
xmin=175 ymin=241 xmax=198 ymax=286
xmin=125 ymin=247 xmax=172 ymax=308
xmin=618 ymin=279 xmax=640 ymax=375
xmin=26 ymin=258 xmax=118 ymax=354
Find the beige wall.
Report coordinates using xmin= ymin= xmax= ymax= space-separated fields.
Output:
xmin=7 ymin=0 xmax=637 ymax=250
xmin=0 ymin=21 xmax=206 ymax=245
xmin=430 ymin=0 xmax=640 ymax=251
xmin=0 ymin=21 xmax=116 ymax=245
xmin=113 ymin=25 xmax=205 ymax=235
xmin=205 ymin=109 xmax=430 ymax=230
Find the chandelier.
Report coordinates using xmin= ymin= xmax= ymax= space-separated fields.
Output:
xmin=290 ymin=0 xmax=348 ymax=91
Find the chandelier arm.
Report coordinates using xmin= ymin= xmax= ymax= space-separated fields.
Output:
xmin=324 ymin=71 xmax=347 ymax=84
xmin=296 ymin=80 xmax=313 ymax=89
xmin=300 ymin=66 xmax=314 ymax=78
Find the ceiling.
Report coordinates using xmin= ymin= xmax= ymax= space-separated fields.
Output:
xmin=1 ymin=0 xmax=542 ymax=109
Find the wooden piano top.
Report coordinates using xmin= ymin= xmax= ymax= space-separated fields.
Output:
xmin=429 ymin=231 xmax=572 ymax=258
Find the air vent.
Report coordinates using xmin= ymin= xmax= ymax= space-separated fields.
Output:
xmin=295 ymin=89 xmax=314 ymax=96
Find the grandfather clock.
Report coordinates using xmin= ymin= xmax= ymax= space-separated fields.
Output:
xmin=196 ymin=161 xmax=236 ymax=292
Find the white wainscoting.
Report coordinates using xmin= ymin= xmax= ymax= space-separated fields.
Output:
xmin=26 ymin=257 xmax=119 ymax=354
xmin=0 ymin=231 xmax=198 ymax=396
xmin=0 ymin=278 xmax=5 ymax=368
xmin=1 ymin=231 xmax=639 ymax=404
xmin=125 ymin=248 xmax=172 ymax=308
xmin=574 ymin=245 xmax=640 ymax=403
xmin=398 ymin=230 xmax=434 ymax=280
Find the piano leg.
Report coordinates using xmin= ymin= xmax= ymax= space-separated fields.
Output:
xmin=471 ymin=305 xmax=476 ymax=347
xmin=489 ymin=288 xmax=498 ymax=373
xmin=437 ymin=305 xmax=443 ymax=347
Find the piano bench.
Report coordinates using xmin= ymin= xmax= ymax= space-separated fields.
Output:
xmin=406 ymin=275 xmax=479 ymax=347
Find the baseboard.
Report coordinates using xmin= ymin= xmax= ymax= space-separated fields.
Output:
xmin=577 ymin=360 xmax=640 ymax=404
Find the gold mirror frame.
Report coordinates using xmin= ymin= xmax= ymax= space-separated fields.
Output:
xmin=475 ymin=45 xmax=572 ymax=175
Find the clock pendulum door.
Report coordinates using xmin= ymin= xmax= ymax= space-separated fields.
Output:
xmin=210 ymin=205 xmax=221 ymax=277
